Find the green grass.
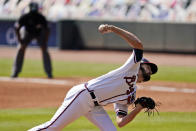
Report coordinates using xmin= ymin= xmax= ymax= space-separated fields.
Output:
xmin=0 ymin=58 xmax=120 ymax=78
xmin=0 ymin=108 xmax=196 ymax=131
xmin=152 ymin=66 xmax=196 ymax=83
xmin=0 ymin=58 xmax=196 ymax=82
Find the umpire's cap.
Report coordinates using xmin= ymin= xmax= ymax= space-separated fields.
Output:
xmin=29 ymin=2 xmax=39 ymax=12
xmin=141 ymin=58 xmax=158 ymax=74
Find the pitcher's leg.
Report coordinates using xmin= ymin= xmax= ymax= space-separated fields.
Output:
xmin=85 ymin=106 xmax=117 ymax=131
xmin=28 ymin=89 xmax=87 ymax=131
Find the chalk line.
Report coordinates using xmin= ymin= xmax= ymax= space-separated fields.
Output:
xmin=0 ymin=77 xmax=195 ymax=94
xmin=0 ymin=77 xmax=73 ymax=86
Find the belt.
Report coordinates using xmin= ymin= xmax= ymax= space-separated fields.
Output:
xmin=84 ymin=83 xmax=99 ymax=106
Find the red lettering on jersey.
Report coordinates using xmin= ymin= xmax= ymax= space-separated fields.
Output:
xmin=124 ymin=75 xmax=136 ymax=87
xmin=127 ymin=96 xmax=131 ymax=104
xmin=127 ymin=94 xmax=135 ymax=104
xmin=124 ymin=75 xmax=136 ymax=104
xmin=126 ymin=88 xmax=135 ymax=104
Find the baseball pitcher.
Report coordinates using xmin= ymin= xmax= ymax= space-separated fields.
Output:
xmin=29 ymin=24 xmax=158 ymax=131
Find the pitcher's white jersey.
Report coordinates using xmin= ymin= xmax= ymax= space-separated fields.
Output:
xmin=87 ymin=49 xmax=141 ymax=107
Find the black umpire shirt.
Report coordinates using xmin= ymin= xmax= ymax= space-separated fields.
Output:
xmin=18 ymin=11 xmax=48 ymax=36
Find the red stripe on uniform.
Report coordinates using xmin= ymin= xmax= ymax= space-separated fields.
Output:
xmin=99 ymin=93 xmax=126 ymax=103
xmin=38 ymin=89 xmax=86 ymax=131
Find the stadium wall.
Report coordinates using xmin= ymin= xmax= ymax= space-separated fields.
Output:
xmin=0 ymin=19 xmax=196 ymax=53
xmin=58 ymin=20 xmax=196 ymax=53
xmin=0 ymin=19 xmax=56 ymax=47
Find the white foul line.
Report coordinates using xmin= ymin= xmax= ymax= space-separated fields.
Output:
xmin=0 ymin=77 xmax=196 ymax=94
xmin=0 ymin=77 xmax=74 ymax=86
xmin=139 ymin=86 xmax=196 ymax=94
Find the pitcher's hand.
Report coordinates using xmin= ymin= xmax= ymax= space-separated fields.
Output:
xmin=98 ymin=24 xmax=113 ymax=34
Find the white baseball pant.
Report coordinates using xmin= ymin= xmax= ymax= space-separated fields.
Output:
xmin=28 ymin=84 xmax=117 ymax=131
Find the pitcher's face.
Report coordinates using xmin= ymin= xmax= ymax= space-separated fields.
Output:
xmin=141 ymin=64 xmax=152 ymax=75
xmin=137 ymin=64 xmax=152 ymax=83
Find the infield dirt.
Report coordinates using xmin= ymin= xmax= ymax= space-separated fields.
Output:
xmin=0 ymin=47 xmax=196 ymax=112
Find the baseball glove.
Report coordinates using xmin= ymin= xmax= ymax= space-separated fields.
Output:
xmin=134 ymin=97 xmax=160 ymax=116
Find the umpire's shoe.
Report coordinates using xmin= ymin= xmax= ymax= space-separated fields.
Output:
xmin=11 ymin=72 xmax=18 ymax=78
xmin=47 ymin=73 xmax=53 ymax=79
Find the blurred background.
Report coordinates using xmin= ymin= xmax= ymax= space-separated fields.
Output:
xmin=0 ymin=0 xmax=196 ymax=22
xmin=0 ymin=1 xmax=196 ymax=131
xmin=0 ymin=0 xmax=196 ymax=53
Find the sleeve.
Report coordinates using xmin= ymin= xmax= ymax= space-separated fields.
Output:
xmin=113 ymin=103 xmax=128 ymax=117
xmin=115 ymin=48 xmax=143 ymax=73
xmin=100 ymin=48 xmax=143 ymax=77
xmin=133 ymin=48 xmax=143 ymax=63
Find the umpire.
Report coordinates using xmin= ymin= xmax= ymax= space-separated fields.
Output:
xmin=11 ymin=2 xmax=53 ymax=78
